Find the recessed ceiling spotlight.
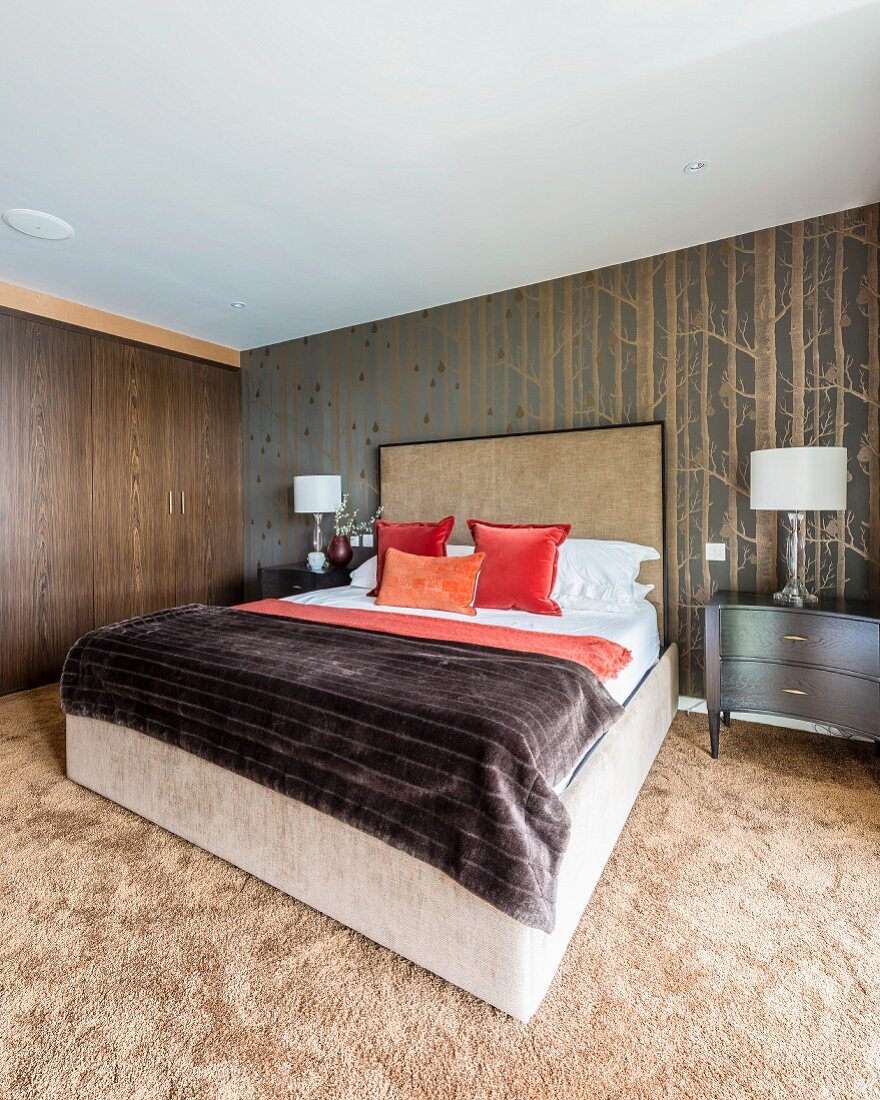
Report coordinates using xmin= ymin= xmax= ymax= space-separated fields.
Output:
xmin=683 ymin=161 xmax=708 ymax=174
xmin=230 ymin=301 xmax=247 ymax=309
xmin=1 ymin=208 xmax=75 ymax=240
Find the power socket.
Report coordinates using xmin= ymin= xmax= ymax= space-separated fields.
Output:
xmin=705 ymin=542 xmax=726 ymax=562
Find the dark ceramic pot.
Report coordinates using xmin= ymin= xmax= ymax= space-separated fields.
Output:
xmin=327 ymin=534 xmax=353 ymax=567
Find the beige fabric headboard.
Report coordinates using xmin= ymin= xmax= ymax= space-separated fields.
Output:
xmin=378 ymin=423 xmax=667 ymax=644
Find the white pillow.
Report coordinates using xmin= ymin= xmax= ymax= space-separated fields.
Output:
xmin=559 ymin=584 xmax=655 ymax=614
xmin=349 ymin=555 xmax=377 ymax=588
xmin=552 ymin=539 xmax=659 ymax=610
xmin=348 ymin=545 xmax=474 ymax=589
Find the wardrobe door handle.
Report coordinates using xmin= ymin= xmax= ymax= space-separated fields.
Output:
xmin=180 ymin=490 xmax=186 ymax=515
xmin=168 ymin=490 xmax=173 ymax=514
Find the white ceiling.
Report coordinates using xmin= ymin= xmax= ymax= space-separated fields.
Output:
xmin=1 ymin=1 xmax=879 ymax=351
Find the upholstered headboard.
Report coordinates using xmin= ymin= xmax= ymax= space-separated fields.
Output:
xmin=378 ymin=423 xmax=667 ymax=644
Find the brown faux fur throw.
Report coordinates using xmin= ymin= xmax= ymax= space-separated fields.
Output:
xmin=61 ymin=605 xmax=624 ymax=931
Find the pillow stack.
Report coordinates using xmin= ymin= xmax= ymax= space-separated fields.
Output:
xmin=354 ymin=515 xmax=659 ymax=617
xmin=367 ymin=516 xmax=455 ymax=597
xmin=551 ymin=539 xmax=660 ymax=611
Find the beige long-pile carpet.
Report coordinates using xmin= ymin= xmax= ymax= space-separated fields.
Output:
xmin=1 ymin=685 xmax=878 ymax=1100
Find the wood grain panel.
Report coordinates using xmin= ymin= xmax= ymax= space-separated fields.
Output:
xmin=173 ymin=361 xmax=243 ymax=606
xmin=0 ymin=315 xmax=94 ymax=692
xmin=92 ymin=337 xmax=177 ymax=625
xmin=720 ymin=608 xmax=880 ymax=678
xmin=721 ymin=659 xmax=879 ymax=736
xmin=257 ymin=564 xmax=349 ymax=598
xmin=172 ymin=359 xmax=207 ymax=604
xmin=0 ymin=282 xmax=238 ymax=366
xmin=206 ymin=363 xmax=244 ymax=605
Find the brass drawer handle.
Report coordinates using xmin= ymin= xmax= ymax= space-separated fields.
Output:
xmin=782 ymin=634 xmax=808 ymax=641
xmin=783 ymin=688 xmax=808 ymax=696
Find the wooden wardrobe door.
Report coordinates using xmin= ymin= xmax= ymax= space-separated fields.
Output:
xmin=206 ymin=363 xmax=244 ymax=605
xmin=173 ymin=360 xmax=243 ymax=606
xmin=0 ymin=315 xmax=95 ymax=693
xmin=92 ymin=338 xmax=177 ymax=625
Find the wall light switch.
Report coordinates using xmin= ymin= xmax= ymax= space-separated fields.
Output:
xmin=705 ymin=542 xmax=726 ymax=562
xmin=362 ymin=533 xmax=375 ymax=548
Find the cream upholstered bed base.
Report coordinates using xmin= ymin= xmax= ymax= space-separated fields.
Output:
xmin=65 ymin=645 xmax=677 ymax=1023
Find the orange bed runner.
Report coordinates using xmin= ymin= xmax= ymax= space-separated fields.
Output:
xmin=236 ymin=599 xmax=632 ymax=683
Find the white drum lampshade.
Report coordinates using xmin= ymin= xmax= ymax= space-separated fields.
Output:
xmin=293 ymin=474 xmax=342 ymax=515
xmin=750 ymin=447 xmax=847 ymax=512
xmin=749 ymin=446 xmax=847 ymax=605
xmin=293 ymin=475 xmax=342 ymax=556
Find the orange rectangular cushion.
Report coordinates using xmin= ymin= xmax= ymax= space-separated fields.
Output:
xmin=467 ymin=520 xmax=571 ymax=615
xmin=375 ymin=548 xmax=486 ymax=616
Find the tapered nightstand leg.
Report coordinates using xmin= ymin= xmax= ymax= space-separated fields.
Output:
xmin=721 ymin=709 xmax=731 ymax=727
xmin=708 ymin=710 xmax=721 ymax=759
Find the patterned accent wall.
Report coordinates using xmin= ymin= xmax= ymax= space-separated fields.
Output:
xmin=242 ymin=204 xmax=880 ymax=693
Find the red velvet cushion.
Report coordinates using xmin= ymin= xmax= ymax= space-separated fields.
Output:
xmin=368 ymin=516 xmax=455 ymax=596
xmin=467 ymin=520 xmax=571 ymax=615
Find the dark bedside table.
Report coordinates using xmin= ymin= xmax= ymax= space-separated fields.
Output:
xmin=704 ymin=592 xmax=880 ymax=759
xmin=257 ymin=562 xmax=351 ymax=599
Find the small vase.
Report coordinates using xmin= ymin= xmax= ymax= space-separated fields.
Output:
xmin=327 ymin=535 xmax=353 ymax=567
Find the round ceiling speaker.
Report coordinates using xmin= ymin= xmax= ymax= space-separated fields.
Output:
xmin=1 ymin=208 xmax=75 ymax=240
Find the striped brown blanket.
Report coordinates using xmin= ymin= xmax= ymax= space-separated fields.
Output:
xmin=60 ymin=604 xmax=624 ymax=931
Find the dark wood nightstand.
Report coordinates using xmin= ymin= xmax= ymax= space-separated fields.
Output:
xmin=257 ymin=562 xmax=351 ymax=599
xmin=704 ymin=592 xmax=880 ymax=759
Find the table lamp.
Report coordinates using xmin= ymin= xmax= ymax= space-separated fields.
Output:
xmin=294 ymin=475 xmax=342 ymax=558
xmin=750 ymin=446 xmax=847 ymax=605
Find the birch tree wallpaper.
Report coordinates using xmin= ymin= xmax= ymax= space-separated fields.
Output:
xmin=241 ymin=203 xmax=880 ymax=693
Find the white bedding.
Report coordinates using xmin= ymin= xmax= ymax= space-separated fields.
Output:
xmin=283 ymin=587 xmax=660 ymax=706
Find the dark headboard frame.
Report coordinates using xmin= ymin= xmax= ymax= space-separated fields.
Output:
xmin=378 ymin=421 xmax=668 ymax=646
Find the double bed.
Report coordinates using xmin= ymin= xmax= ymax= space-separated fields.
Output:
xmin=63 ymin=422 xmax=678 ymax=1022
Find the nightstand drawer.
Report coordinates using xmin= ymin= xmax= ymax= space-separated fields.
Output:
xmin=260 ymin=574 xmax=303 ymax=599
xmin=721 ymin=660 xmax=880 ymax=736
xmin=258 ymin=563 xmax=351 ymax=599
xmin=720 ymin=608 xmax=879 ymax=678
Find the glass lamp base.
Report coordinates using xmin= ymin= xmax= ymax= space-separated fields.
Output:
xmin=773 ymin=577 xmax=818 ymax=607
xmin=773 ymin=510 xmax=817 ymax=607
xmin=311 ymin=512 xmax=325 ymax=553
